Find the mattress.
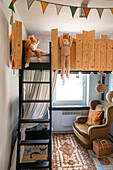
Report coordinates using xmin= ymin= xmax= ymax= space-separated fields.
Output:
xmin=26 ymin=51 xmax=50 ymax=63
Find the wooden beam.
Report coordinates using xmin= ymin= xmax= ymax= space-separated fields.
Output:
xmin=88 ymin=30 xmax=95 ymax=70
xmin=100 ymin=35 xmax=107 ymax=70
xmin=76 ymin=34 xmax=83 ymax=70
xmin=106 ymin=39 xmax=113 ymax=71
xmin=94 ymin=39 xmax=101 ymax=70
xmin=12 ymin=21 xmax=22 ymax=69
xmin=51 ymin=29 xmax=60 ymax=70
xmin=82 ymin=31 xmax=89 ymax=70
xmin=70 ymin=38 xmax=76 ymax=70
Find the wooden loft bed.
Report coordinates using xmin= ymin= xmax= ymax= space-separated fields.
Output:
xmin=11 ymin=22 xmax=113 ymax=72
xmin=51 ymin=28 xmax=113 ymax=71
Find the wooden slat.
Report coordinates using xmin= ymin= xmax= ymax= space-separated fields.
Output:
xmin=14 ymin=21 xmax=22 ymax=69
xmin=76 ymin=34 xmax=83 ymax=70
xmin=51 ymin=29 xmax=60 ymax=70
xmin=12 ymin=23 xmax=15 ymax=69
xmin=100 ymin=35 xmax=107 ymax=70
xmin=70 ymin=38 xmax=76 ymax=70
xmin=82 ymin=31 xmax=89 ymax=70
xmin=88 ymin=30 xmax=95 ymax=70
xmin=94 ymin=39 xmax=101 ymax=70
xmin=106 ymin=39 xmax=113 ymax=71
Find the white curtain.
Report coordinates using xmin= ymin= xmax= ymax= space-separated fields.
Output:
xmin=10 ymin=70 xmax=57 ymax=170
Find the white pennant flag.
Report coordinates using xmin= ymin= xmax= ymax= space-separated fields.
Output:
xmin=56 ymin=5 xmax=63 ymax=15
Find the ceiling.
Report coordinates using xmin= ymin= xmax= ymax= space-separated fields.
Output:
xmin=15 ymin=0 xmax=113 ymax=37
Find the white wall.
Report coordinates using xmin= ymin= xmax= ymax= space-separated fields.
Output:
xmin=0 ymin=1 xmax=27 ymax=170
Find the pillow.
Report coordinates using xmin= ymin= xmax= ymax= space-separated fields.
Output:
xmin=86 ymin=109 xmax=104 ymax=126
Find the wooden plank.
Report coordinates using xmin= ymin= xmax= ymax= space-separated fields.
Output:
xmin=76 ymin=34 xmax=83 ymax=70
xmin=94 ymin=39 xmax=101 ymax=70
xmin=70 ymin=38 xmax=76 ymax=70
xmin=88 ymin=30 xmax=95 ymax=70
xmin=12 ymin=23 xmax=15 ymax=69
xmin=12 ymin=21 xmax=22 ymax=69
xmin=100 ymin=35 xmax=107 ymax=39
xmin=106 ymin=39 xmax=113 ymax=71
xmin=100 ymin=35 xmax=107 ymax=70
xmin=51 ymin=28 xmax=60 ymax=70
xmin=82 ymin=31 xmax=89 ymax=70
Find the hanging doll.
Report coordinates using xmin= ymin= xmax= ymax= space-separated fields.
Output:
xmin=25 ymin=35 xmax=42 ymax=68
xmin=59 ymin=33 xmax=73 ymax=79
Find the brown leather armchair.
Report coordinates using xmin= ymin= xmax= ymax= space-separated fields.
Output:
xmin=72 ymin=100 xmax=113 ymax=149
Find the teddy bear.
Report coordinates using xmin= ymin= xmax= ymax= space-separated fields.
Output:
xmin=59 ymin=33 xmax=73 ymax=79
xmin=25 ymin=35 xmax=42 ymax=68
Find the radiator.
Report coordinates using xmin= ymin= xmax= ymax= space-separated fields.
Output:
xmin=62 ymin=111 xmax=82 ymax=126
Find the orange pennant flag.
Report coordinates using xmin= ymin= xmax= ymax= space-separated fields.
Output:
xmin=12 ymin=0 xmax=16 ymax=5
xmin=41 ymin=2 xmax=48 ymax=14
xmin=83 ymin=8 xmax=91 ymax=19
xmin=110 ymin=8 xmax=113 ymax=14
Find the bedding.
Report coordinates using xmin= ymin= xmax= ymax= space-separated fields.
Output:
xmin=25 ymin=51 xmax=50 ymax=63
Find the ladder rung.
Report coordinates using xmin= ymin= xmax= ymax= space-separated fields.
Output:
xmin=19 ymin=139 xmax=49 ymax=145
xmin=20 ymin=119 xmax=50 ymax=123
xmin=21 ymin=100 xmax=50 ymax=103
xmin=18 ymin=161 xmax=50 ymax=169
xmin=22 ymin=81 xmax=50 ymax=84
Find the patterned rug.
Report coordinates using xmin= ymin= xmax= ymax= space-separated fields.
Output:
xmin=23 ymin=145 xmax=48 ymax=162
xmin=52 ymin=133 xmax=97 ymax=170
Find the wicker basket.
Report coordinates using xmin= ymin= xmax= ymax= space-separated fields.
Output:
xmin=96 ymin=84 xmax=107 ymax=93
xmin=93 ymin=139 xmax=111 ymax=156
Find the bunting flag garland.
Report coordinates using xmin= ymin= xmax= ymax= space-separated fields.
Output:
xmin=8 ymin=0 xmax=113 ymax=19
xmin=56 ymin=4 xmax=63 ymax=15
xmin=12 ymin=0 xmax=16 ymax=4
xmin=41 ymin=2 xmax=48 ymax=14
xmin=83 ymin=8 xmax=91 ymax=19
xmin=27 ymin=0 xmax=35 ymax=9
xmin=70 ymin=6 xmax=77 ymax=18
xmin=110 ymin=8 xmax=113 ymax=14
xmin=9 ymin=2 xmax=15 ymax=12
xmin=97 ymin=8 xmax=104 ymax=18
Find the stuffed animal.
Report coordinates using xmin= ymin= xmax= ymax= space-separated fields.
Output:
xmin=59 ymin=33 xmax=73 ymax=79
xmin=25 ymin=35 xmax=42 ymax=68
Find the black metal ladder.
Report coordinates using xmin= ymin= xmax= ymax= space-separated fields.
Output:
xmin=16 ymin=43 xmax=52 ymax=170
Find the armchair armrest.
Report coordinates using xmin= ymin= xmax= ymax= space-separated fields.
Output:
xmin=88 ymin=124 xmax=108 ymax=141
xmin=76 ymin=115 xmax=88 ymax=123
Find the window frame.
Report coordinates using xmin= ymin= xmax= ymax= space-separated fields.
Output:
xmin=53 ymin=74 xmax=87 ymax=106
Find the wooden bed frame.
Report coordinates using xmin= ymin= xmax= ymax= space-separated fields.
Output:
xmin=11 ymin=22 xmax=113 ymax=72
xmin=51 ymin=28 xmax=113 ymax=71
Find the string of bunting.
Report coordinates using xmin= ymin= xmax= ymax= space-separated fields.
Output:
xmin=9 ymin=0 xmax=113 ymax=19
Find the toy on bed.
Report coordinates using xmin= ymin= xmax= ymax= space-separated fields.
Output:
xmin=59 ymin=33 xmax=73 ymax=79
xmin=25 ymin=35 xmax=42 ymax=68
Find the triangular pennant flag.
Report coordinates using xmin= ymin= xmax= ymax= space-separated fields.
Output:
xmin=83 ymin=8 xmax=91 ymax=19
xmin=56 ymin=5 xmax=62 ymax=15
xmin=41 ymin=2 xmax=48 ymax=14
xmin=27 ymin=0 xmax=35 ymax=10
xmin=110 ymin=8 xmax=113 ymax=14
xmin=12 ymin=0 xmax=16 ymax=5
xmin=97 ymin=8 xmax=104 ymax=19
xmin=70 ymin=6 xmax=77 ymax=18
xmin=9 ymin=2 xmax=15 ymax=12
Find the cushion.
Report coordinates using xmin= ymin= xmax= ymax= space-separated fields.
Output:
xmin=86 ymin=109 xmax=104 ymax=126
xmin=73 ymin=122 xmax=89 ymax=138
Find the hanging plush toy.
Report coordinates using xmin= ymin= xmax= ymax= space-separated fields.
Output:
xmin=59 ymin=33 xmax=73 ymax=79
xmin=25 ymin=35 xmax=42 ymax=68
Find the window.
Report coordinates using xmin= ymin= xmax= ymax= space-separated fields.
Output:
xmin=53 ymin=74 xmax=87 ymax=105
